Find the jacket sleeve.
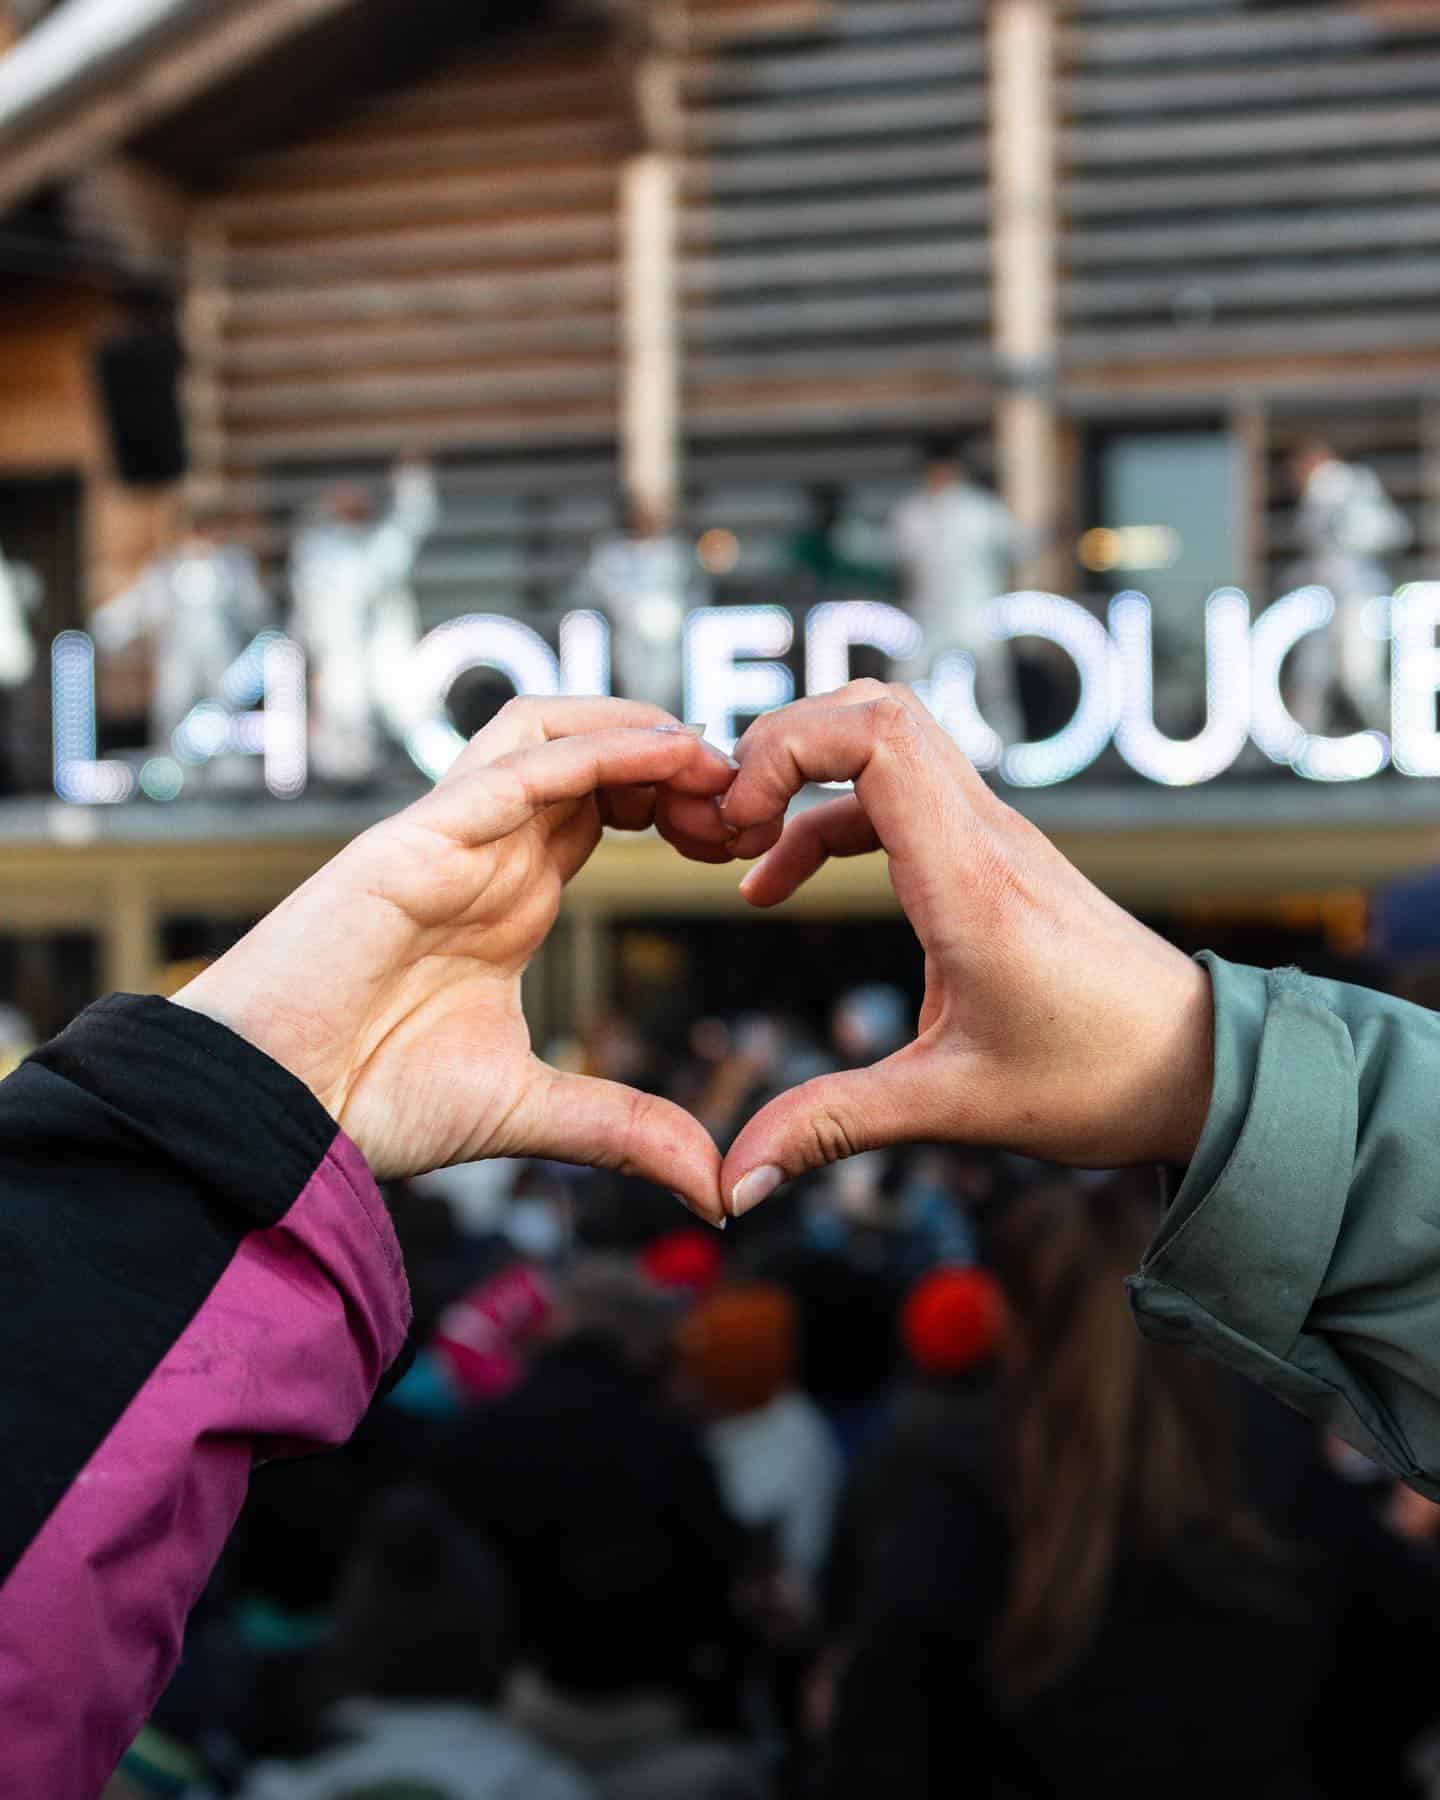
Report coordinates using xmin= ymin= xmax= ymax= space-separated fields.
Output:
xmin=1129 ymin=952 xmax=1440 ymax=1498
xmin=0 ymin=994 xmax=411 ymax=1800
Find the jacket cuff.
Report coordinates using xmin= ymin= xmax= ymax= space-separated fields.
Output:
xmin=1128 ymin=956 xmax=1358 ymax=1382
xmin=32 ymin=992 xmax=344 ymax=1232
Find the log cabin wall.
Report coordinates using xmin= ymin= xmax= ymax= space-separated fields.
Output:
xmin=191 ymin=20 xmax=634 ymax=629
xmin=676 ymin=0 xmax=996 ymax=595
xmin=1059 ymin=0 xmax=1440 ymax=597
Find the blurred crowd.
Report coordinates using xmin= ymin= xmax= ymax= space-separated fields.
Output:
xmin=104 ymin=980 xmax=1440 ymax=1800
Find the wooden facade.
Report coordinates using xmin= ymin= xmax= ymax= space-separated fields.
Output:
xmin=4 ymin=0 xmax=1440 ymax=1017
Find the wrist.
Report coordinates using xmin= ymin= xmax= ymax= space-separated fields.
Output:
xmin=1144 ymin=954 xmax=1215 ymax=1166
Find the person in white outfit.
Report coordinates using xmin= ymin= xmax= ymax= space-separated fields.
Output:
xmin=0 ymin=546 xmax=37 ymax=696
xmin=891 ymin=440 xmax=1024 ymax=747
xmin=1287 ymin=439 xmax=1412 ymax=734
xmin=290 ymin=459 xmax=439 ymax=784
xmin=576 ymin=496 xmax=701 ymax=719
xmin=92 ymin=522 xmax=269 ymax=760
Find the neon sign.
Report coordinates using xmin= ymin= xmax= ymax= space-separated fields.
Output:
xmin=50 ymin=586 xmax=1440 ymax=801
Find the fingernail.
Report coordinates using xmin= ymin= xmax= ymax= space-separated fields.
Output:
xmin=682 ymin=721 xmax=709 ymax=735
xmin=713 ymin=798 xmax=741 ymax=840
xmin=730 ymin=1165 xmax=784 ymax=1218
xmin=674 ymin=1191 xmax=726 ymax=1231
xmin=656 ymin=722 xmax=707 ymax=736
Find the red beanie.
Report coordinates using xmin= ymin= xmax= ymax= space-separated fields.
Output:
xmin=639 ymin=1228 xmax=724 ymax=1296
xmin=901 ymin=1265 xmax=1007 ymax=1378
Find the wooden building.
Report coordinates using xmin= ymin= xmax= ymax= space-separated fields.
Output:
xmin=2 ymin=0 xmax=1440 ymax=1022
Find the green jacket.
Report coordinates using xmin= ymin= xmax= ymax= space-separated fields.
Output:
xmin=1130 ymin=952 xmax=1440 ymax=1497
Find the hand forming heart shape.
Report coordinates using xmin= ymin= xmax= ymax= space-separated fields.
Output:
xmin=175 ymin=684 xmax=1215 ymax=1229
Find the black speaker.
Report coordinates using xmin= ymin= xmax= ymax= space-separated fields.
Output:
xmin=93 ymin=324 xmax=187 ymax=487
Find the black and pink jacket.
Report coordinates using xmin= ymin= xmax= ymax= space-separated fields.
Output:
xmin=0 ymin=995 xmax=412 ymax=1796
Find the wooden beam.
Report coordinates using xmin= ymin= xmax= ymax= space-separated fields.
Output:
xmin=621 ymin=149 xmax=679 ymax=517
xmin=0 ymin=0 xmax=366 ymax=213
xmin=990 ymin=0 xmax=1059 ymax=587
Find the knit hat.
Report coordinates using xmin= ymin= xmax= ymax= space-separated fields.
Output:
xmin=639 ymin=1227 xmax=724 ymax=1295
xmin=675 ymin=1283 xmax=796 ymax=1416
xmin=901 ymin=1265 xmax=1007 ymax=1378
xmin=431 ymin=1262 xmax=554 ymax=1402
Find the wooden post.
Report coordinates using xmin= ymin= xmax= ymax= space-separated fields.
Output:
xmin=989 ymin=0 xmax=1059 ymax=587
xmin=104 ymin=870 xmax=158 ymax=996
xmin=620 ymin=1 xmax=683 ymax=519
xmin=621 ymin=152 xmax=679 ymax=518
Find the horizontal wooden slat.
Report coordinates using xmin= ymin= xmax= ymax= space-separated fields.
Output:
xmin=680 ymin=236 xmax=989 ymax=293
xmin=682 ymin=136 xmax=986 ymax=194
xmin=1063 ymin=310 xmax=1440 ymax=366
xmin=226 ymin=410 xmax=620 ymax=462
xmin=1067 ymin=204 xmax=1440 ymax=268
xmin=1064 ymin=102 xmax=1440 ymax=167
xmin=687 ymin=286 xmax=989 ymax=344
xmin=228 ymin=118 xmax=633 ymax=188
xmin=688 ymin=374 xmax=989 ymax=433
xmin=1066 ymin=154 xmax=1440 ymax=219
xmin=1066 ymin=49 xmax=1440 ymax=117
xmin=229 ymin=214 xmax=618 ymax=282
xmin=216 ymin=161 xmax=620 ymax=237
xmin=684 ymin=36 xmax=984 ymax=99
xmin=686 ymin=0 xmax=981 ymax=44
xmin=347 ymin=51 xmax=616 ymax=129
xmin=1066 ymin=254 xmax=1440 ymax=319
xmin=1062 ymin=9 xmax=1387 ymax=67
xmin=680 ymin=185 xmax=987 ymax=243
xmin=225 ymin=264 xmax=617 ymax=328
xmin=224 ymin=363 xmax=617 ymax=425
xmin=690 ymin=342 xmax=988 ymax=385
xmin=694 ymin=86 xmax=985 ymax=147
xmin=219 ymin=320 xmax=618 ymax=375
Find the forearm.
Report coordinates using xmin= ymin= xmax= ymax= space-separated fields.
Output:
xmin=1132 ymin=954 xmax=1440 ymax=1493
xmin=0 ymin=997 xmax=409 ymax=1797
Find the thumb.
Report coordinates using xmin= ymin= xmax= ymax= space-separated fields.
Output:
xmin=721 ymin=1057 xmax=939 ymax=1220
xmin=511 ymin=1061 xmax=726 ymax=1228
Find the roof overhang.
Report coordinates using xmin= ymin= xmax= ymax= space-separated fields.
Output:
xmin=0 ymin=0 xmax=366 ymax=213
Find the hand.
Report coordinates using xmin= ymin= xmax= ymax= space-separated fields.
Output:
xmin=715 ymin=681 xmax=1215 ymax=1218
xmin=174 ymin=698 xmax=746 ymax=1224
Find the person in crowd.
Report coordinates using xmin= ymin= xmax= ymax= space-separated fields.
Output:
xmin=804 ymin=1146 xmax=974 ymax=1280
xmin=575 ymin=491 xmax=701 ymax=718
xmin=814 ymin=1263 xmax=1006 ymax=1736
xmin=1287 ymin=437 xmax=1412 ymax=733
xmin=676 ymin=1282 xmax=840 ymax=1598
xmin=434 ymin=1254 xmax=760 ymax=1797
xmin=91 ymin=511 xmax=270 ymax=774
xmin=817 ymin=1176 xmax=1440 ymax=1796
xmin=289 ymin=456 xmax=438 ymax=784
xmin=235 ymin=1486 xmax=595 ymax=1800
xmin=890 ymin=437 xmax=1023 ymax=743
xmin=24 ymin=677 xmax=1440 ymax=1786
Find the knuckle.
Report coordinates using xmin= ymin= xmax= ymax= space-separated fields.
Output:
xmin=865 ymin=694 xmax=920 ymax=751
xmin=839 ymin=677 xmax=889 ymax=704
xmin=803 ymin=1107 xmax=861 ymax=1168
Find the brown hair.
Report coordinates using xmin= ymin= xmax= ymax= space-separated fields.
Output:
xmin=987 ymin=1174 xmax=1277 ymax=1700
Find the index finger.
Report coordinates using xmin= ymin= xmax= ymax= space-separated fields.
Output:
xmin=449 ymin=697 xmax=736 ymax=796
xmin=416 ymin=726 xmax=734 ymax=847
xmin=720 ymin=686 xmax=987 ymax=869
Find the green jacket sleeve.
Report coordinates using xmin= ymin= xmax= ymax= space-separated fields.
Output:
xmin=1129 ymin=951 xmax=1440 ymax=1498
